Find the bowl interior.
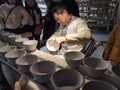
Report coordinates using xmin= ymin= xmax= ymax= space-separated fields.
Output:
xmin=0 ymin=45 xmax=16 ymax=53
xmin=46 ymin=39 xmax=60 ymax=51
xmin=30 ymin=61 xmax=57 ymax=75
xmin=23 ymin=40 xmax=38 ymax=45
xmin=5 ymin=49 xmax=26 ymax=58
xmin=83 ymin=57 xmax=109 ymax=70
xmin=51 ymin=69 xmax=83 ymax=89
xmin=15 ymin=38 xmax=29 ymax=42
xmin=64 ymin=51 xmax=85 ymax=61
xmin=8 ymin=34 xmax=22 ymax=40
xmin=16 ymin=54 xmax=38 ymax=65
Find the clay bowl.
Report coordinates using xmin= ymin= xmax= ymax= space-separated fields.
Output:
xmin=5 ymin=49 xmax=26 ymax=65
xmin=64 ymin=51 xmax=85 ymax=69
xmin=16 ymin=54 xmax=39 ymax=73
xmin=8 ymin=34 xmax=22 ymax=45
xmin=2 ymin=32 xmax=15 ymax=42
xmin=30 ymin=61 xmax=57 ymax=83
xmin=0 ymin=45 xmax=16 ymax=59
xmin=46 ymin=39 xmax=60 ymax=55
xmin=82 ymin=57 xmax=109 ymax=78
xmin=23 ymin=40 xmax=38 ymax=52
xmin=0 ymin=42 xmax=9 ymax=48
xmin=82 ymin=80 xmax=118 ymax=90
xmin=51 ymin=69 xmax=84 ymax=90
xmin=0 ymin=31 xmax=9 ymax=41
xmin=15 ymin=38 xmax=29 ymax=48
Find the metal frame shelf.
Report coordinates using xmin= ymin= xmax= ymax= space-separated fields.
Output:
xmin=77 ymin=0 xmax=118 ymax=32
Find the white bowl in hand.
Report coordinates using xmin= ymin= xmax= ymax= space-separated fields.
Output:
xmin=46 ymin=39 xmax=60 ymax=54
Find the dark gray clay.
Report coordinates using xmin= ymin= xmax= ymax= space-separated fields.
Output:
xmin=16 ymin=54 xmax=38 ymax=73
xmin=82 ymin=57 xmax=109 ymax=78
xmin=51 ymin=69 xmax=84 ymax=90
xmin=5 ymin=49 xmax=26 ymax=65
xmin=64 ymin=51 xmax=85 ymax=69
xmin=30 ymin=60 xmax=57 ymax=83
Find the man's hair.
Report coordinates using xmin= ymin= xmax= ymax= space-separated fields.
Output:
xmin=52 ymin=4 xmax=69 ymax=14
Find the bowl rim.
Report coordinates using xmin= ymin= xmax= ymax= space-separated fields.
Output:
xmin=0 ymin=45 xmax=16 ymax=52
xmin=51 ymin=68 xmax=84 ymax=89
xmin=30 ymin=60 xmax=57 ymax=75
xmin=64 ymin=51 xmax=85 ymax=60
xmin=5 ymin=49 xmax=26 ymax=58
xmin=82 ymin=57 xmax=109 ymax=70
xmin=23 ymin=40 xmax=38 ymax=45
xmin=16 ymin=54 xmax=38 ymax=65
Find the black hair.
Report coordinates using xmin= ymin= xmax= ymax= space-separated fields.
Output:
xmin=52 ymin=4 xmax=69 ymax=14
xmin=24 ymin=0 xmax=40 ymax=14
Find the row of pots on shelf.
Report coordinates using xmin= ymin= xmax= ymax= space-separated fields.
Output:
xmin=0 ymin=31 xmax=120 ymax=90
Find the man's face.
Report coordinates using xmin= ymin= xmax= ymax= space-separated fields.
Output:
xmin=53 ymin=10 xmax=68 ymax=26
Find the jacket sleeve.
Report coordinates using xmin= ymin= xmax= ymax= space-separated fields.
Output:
xmin=66 ymin=19 xmax=91 ymax=41
xmin=102 ymin=24 xmax=117 ymax=60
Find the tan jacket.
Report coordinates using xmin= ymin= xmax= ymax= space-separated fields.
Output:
xmin=0 ymin=3 xmax=31 ymax=29
xmin=102 ymin=23 xmax=120 ymax=64
xmin=47 ymin=16 xmax=91 ymax=52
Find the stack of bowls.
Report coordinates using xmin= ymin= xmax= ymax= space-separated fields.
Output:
xmin=16 ymin=54 xmax=39 ymax=73
xmin=30 ymin=61 xmax=57 ymax=83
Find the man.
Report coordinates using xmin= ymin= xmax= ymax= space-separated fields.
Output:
xmin=0 ymin=0 xmax=31 ymax=34
xmin=46 ymin=4 xmax=91 ymax=54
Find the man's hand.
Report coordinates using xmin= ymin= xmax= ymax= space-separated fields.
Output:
xmin=55 ymin=36 xmax=67 ymax=44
